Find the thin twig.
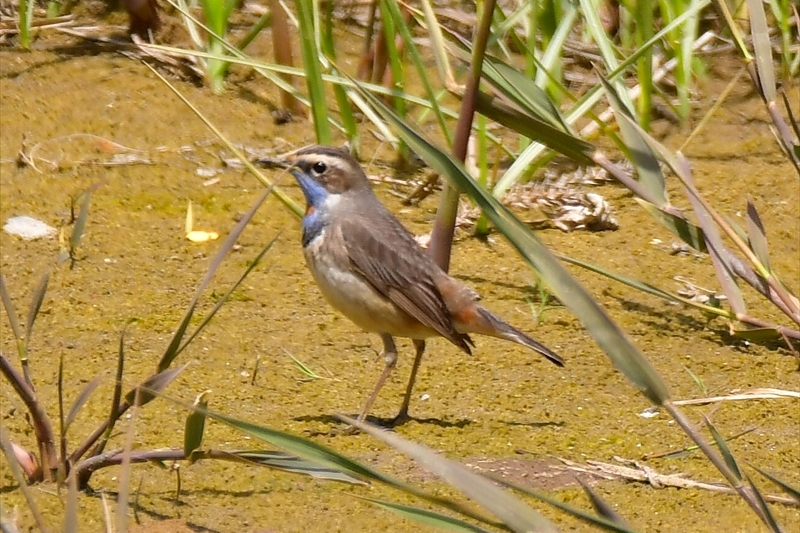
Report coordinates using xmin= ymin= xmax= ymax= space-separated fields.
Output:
xmin=673 ymin=388 xmax=800 ymax=406
xmin=559 ymin=457 xmax=798 ymax=506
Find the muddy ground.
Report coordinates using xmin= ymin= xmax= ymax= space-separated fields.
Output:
xmin=1 ymin=11 xmax=799 ymax=533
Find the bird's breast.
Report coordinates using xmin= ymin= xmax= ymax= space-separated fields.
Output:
xmin=302 ymin=225 xmax=435 ymax=339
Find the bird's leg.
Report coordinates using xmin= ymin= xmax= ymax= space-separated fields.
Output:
xmin=392 ymin=339 xmax=425 ymax=426
xmin=356 ymin=333 xmax=398 ymax=423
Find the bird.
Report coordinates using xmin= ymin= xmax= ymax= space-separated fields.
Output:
xmin=279 ymin=145 xmax=564 ymax=426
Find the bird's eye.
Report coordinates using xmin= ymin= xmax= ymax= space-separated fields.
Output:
xmin=312 ymin=161 xmax=327 ymax=174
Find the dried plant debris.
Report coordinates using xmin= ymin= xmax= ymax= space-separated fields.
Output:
xmin=509 ymin=165 xmax=618 ymax=232
xmin=457 ymin=164 xmax=619 ymax=233
xmin=24 ymin=134 xmax=152 ymax=173
xmin=558 ymin=457 xmax=798 ymax=506
xmin=674 ymin=276 xmax=726 ymax=306
xmin=0 ymin=10 xmax=78 ymax=44
xmin=520 ymin=189 xmax=618 ymax=232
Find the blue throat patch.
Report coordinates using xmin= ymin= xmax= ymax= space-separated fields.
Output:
xmin=301 ymin=208 xmax=325 ymax=247
xmin=292 ymin=169 xmax=328 ymax=247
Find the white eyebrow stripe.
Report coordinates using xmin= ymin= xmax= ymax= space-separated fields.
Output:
xmin=305 ymin=153 xmax=351 ymax=174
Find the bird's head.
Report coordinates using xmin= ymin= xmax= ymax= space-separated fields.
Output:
xmin=284 ymin=145 xmax=369 ymax=210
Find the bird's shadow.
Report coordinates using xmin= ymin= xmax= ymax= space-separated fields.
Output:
xmin=610 ymin=293 xmax=797 ymax=352
xmin=502 ymin=420 xmax=564 ymax=429
xmin=293 ymin=413 xmax=473 ymax=435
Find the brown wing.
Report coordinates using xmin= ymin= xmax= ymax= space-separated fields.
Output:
xmin=340 ymin=212 xmax=472 ymax=353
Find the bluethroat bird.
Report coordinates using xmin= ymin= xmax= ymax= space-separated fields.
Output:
xmin=280 ymin=145 xmax=564 ymax=425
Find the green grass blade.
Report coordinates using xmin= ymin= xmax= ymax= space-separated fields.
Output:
xmin=284 ymin=349 xmax=324 ymax=380
xmin=487 ymin=1 xmax=530 ymax=50
xmin=24 ymin=269 xmax=49 ymax=347
xmin=236 ymin=7 xmax=272 ymax=52
xmin=710 ymin=0 xmax=752 ymax=60
xmin=418 ymin=0 xmax=455 ymax=87
xmin=0 ymin=272 xmax=23 ymax=346
xmin=234 ymin=450 xmax=364 ymax=484
xmin=635 ymin=0 xmax=653 ymax=128
xmin=534 ymin=2 xmax=579 ymax=91
xmin=197 ymin=0 xmax=235 ymax=92
xmin=488 ymin=472 xmax=641 ymax=533
xmin=175 ymin=0 xmax=205 ymax=50
xmin=70 ymin=190 xmax=91 ymax=253
xmin=576 ymin=478 xmax=633 ymax=529
xmin=157 ymin=297 xmax=196 ymax=372
xmin=357 ymin=496 xmax=496 ymax=533
xmin=749 ymin=464 xmax=800 ymax=504
xmin=577 ymin=0 xmax=634 ymax=114
xmin=64 ymin=372 xmax=105 ymax=433
xmin=321 ymin=2 xmax=359 ymax=151
xmin=684 ymin=365 xmax=709 ymax=395
xmin=676 ymin=0 xmax=702 ymax=121
xmin=598 ymin=76 xmax=667 ymax=205
xmin=378 ymin=0 xmax=406 ymax=118
xmin=353 ymin=82 xmax=671 ymax=405
xmin=474 ymin=114 xmax=490 ymax=236
xmin=382 ymin=0 xmax=452 ymax=145
xmin=745 ymin=199 xmax=771 ymax=271
xmin=58 ymin=352 xmax=66 ymax=481
xmin=124 ymin=365 xmax=188 ymax=407
xmin=556 ymin=252 xmax=732 ymax=318
xmin=295 ymin=0 xmax=331 ymax=144
xmin=481 ymin=55 xmax=571 ymax=132
xmin=747 ymin=0 xmax=776 ymax=102
xmin=637 ymin=200 xmax=706 ymax=252
xmin=376 ymin=0 xmax=408 ymax=159
xmin=745 ymin=475 xmax=783 ymax=533
xmin=105 ymin=324 xmax=127 ymax=442
xmin=195 ymin=407 xmax=500 ymax=527
xmin=474 ymin=91 xmax=594 ymax=164
xmin=19 ymin=0 xmax=35 ymax=50
xmin=677 ymin=156 xmax=747 ymax=315
xmin=703 ymin=417 xmax=742 ymax=480
xmin=0 ymin=272 xmax=33 ymax=388
xmin=64 ymin=469 xmax=79 ymax=533
xmin=344 ymin=417 xmax=558 ymax=533
xmin=69 ymin=325 xmax=128 ymax=464
xmin=184 ymin=391 xmax=209 ymax=459
xmin=493 ymin=10 xmax=712 ymax=195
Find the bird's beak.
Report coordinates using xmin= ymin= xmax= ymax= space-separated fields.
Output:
xmin=256 ymin=156 xmax=292 ymax=170
xmin=256 ymin=154 xmax=306 ymax=186
xmin=257 ymin=145 xmax=315 ymax=171
xmin=258 ymin=146 xmax=302 ymax=170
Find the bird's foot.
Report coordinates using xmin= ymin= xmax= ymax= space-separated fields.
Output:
xmin=388 ymin=408 xmax=411 ymax=427
xmin=332 ymin=424 xmax=360 ymax=436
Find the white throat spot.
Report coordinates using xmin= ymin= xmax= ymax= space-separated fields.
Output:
xmin=323 ymin=193 xmax=342 ymax=210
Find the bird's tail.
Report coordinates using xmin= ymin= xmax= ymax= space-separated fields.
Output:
xmin=475 ymin=307 xmax=564 ymax=366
